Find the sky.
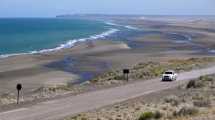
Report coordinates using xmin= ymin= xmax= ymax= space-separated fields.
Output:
xmin=0 ymin=0 xmax=215 ymax=17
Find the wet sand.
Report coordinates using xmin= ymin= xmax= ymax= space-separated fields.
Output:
xmin=0 ymin=40 xmax=130 ymax=94
xmin=0 ymin=17 xmax=215 ymax=103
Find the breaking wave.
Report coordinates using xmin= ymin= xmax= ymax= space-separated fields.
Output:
xmin=0 ymin=28 xmax=119 ymax=58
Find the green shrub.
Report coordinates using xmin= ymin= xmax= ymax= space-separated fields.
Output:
xmin=200 ymin=76 xmax=213 ymax=82
xmin=164 ymin=95 xmax=180 ymax=106
xmin=186 ymin=80 xmax=204 ymax=89
xmin=186 ymin=80 xmax=196 ymax=89
xmin=138 ymin=111 xmax=154 ymax=120
xmin=173 ymin=106 xmax=198 ymax=117
xmin=150 ymin=67 xmax=165 ymax=77
xmin=114 ymin=75 xmax=125 ymax=80
xmin=66 ymin=114 xmax=88 ymax=120
xmin=91 ymin=79 xmax=98 ymax=83
xmin=81 ymin=118 xmax=88 ymax=120
xmin=193 ymin=99 xmax=212 ymax=108
xmin=138 ymin=111 xmax=162 ymax=120
xmin=154 ymin=111 xmax=163 ymax=119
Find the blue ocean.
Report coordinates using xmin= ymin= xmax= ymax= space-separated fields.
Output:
xmin=0 ymin=18 xmax=118 ymax=57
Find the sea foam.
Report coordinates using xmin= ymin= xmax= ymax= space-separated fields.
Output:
xmin=0 ymin=21 xmax=139 ymax=59
xmin=105 ymin=21 xmax=139 ymax=30
xmin=0 ymin=28 xmax=119 ymax=58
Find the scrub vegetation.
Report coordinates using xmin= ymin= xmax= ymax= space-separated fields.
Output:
xmin=64 ymin=74 xmax=215 ymax=120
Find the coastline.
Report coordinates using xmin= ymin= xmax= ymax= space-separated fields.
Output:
xmin=0 ymin=27 xmax=119 ymax=59
xmin=0 ymin=19 xmax=139 ymax=59
xmin=1 ymin=16 xmax=215 ymax=107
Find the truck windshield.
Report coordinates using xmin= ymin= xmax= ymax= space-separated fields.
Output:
xmin=165 ymin=72 xmax=173 ymax=74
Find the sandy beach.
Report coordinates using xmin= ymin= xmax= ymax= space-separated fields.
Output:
xmin=1 ymin=16 xmax=215 ymax=107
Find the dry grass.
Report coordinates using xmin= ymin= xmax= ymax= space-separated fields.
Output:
xmin=64 ymin=74 xmax=215 ymax=120
xmin=2 ymin=57 xmax=215 ymax=108
xmin=91 ymin=57 xmax=215 ymax=85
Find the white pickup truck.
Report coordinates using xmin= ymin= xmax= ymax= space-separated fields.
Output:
xmin=162 ymin=70 xmax=177 ymax=81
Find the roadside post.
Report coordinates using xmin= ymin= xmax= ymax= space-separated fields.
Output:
xmin=16 ymin=83 xmax=22 ymax=104
xmin=123 ymin=69 xmax=130 ymax=81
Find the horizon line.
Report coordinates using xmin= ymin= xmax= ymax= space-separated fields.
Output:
xmin=1 ymin=14 xmax=215 ymax=18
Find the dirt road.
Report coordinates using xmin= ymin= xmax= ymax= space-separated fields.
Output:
xmin=1 ymin=66 xmax=215 ymax=120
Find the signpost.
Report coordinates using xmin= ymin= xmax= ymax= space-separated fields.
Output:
xmin=123 ymin=69 xmax=130 ymax=81
xmin=16 ymin=83 xmax=22 ymax=104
